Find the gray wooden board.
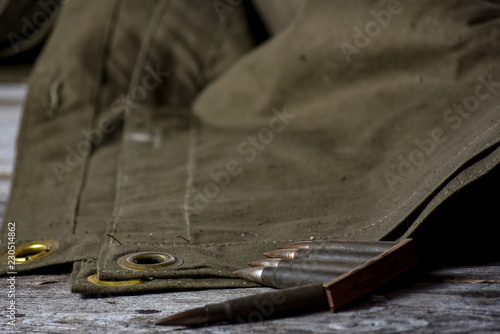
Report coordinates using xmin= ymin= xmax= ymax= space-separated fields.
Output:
xmin=1 ymin=84 xmax=500 ymax=334
xmin=0 ymin=266 xmax=500 ymax=334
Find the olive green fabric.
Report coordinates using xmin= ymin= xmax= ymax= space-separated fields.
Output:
xmin=1 ymin=0 xmax=124 ymax=273
xmin=1 ymin=0 xmax=499 ymax=295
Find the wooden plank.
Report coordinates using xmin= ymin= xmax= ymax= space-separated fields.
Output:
xmin=0 ymin=83 xmax=24 ymax=228
xmin=1 ymin=264 xmax=499 ymax=333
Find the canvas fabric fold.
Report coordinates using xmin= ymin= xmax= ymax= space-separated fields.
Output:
xmin=0 ymin=0 xmax=63 ymax=60
xmin=1 ymin=0 xmax=499 ymax=295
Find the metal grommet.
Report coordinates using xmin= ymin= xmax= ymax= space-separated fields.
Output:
xmin=117 ymin=252 xmax=183 ymax=271
xmin=1 ymin=240 xmax=60 ymax=264
xmin=87 ymin=274 xmax=152 ymax=287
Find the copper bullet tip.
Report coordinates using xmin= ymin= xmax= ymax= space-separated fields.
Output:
xmin=248 ymin=258 xmax=280 ymax=267
xmin=233 ymin=267 xmax=264 ymax=284
xmin=264 ymin=249 xmax=298 ymax=259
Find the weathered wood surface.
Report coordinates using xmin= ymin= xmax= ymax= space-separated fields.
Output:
xmin=1 ymin=84 xmax=500 ymax=333
xmin=0 ymin=83 xmax=24 ymax=224
xmin=1 ymin=265 xmax=499 ymax=333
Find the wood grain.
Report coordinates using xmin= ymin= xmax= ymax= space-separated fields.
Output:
xmin=1 ymin=265 xmax=500 ymax=333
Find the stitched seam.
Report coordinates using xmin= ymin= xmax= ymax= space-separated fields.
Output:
xmin=180 ymin=7 xmax=235 ymax=242
xmin=344 ymin=122 xmax=499 ymax=238
xmin=104 ymin=4 xmax=241 ymax=258
xmin=104 ymin=0 xmax=169 ymax=269
xmin=121 ymin=240 xmax=304 ymax=247
xmin=182 ymin=125 xmax=196 ymax=241
xmin=71 ymin=0 xmax=123 ymax=235
xmin=102 ymin=238 xmax=343 ymax=248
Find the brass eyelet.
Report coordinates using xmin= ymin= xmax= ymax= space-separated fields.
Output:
xmin=1 ymin=240 xmax=60 ymax=264
xmin=117 ymin=252 xmax=183 ymax=271
xmin=87 ymin=274 xmax=152 ymax=286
